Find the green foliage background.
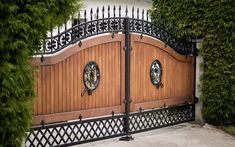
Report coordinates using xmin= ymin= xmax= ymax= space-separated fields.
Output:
xmin=0 ymin=1 xmax=81 ymax=146
xmin=151 ymin=0 xmax=235 ymax=124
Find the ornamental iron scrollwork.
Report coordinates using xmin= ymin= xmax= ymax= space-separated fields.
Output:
xmin=150 ymin=60 xmax=164 ymax=89
xmin=36 ymin=6 xmax=196 ymax=56
xmin=81 ymin=61 xmax=100 ymax=96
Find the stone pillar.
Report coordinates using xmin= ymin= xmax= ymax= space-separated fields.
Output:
xmin=195 ymin=41 xmax=204 ymax=125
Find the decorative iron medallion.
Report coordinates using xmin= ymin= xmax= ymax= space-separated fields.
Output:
xmin=83 ymin=61 xmax=100 ymax=95
xmin=150 ymin=60 xmax=163 ymax=88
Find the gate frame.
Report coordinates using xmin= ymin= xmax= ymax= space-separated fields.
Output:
xmin=26 ymin=6 xmax=197 ymax=146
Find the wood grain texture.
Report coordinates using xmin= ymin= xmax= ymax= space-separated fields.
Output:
xmin=130 ymin=35 xmax=195 ymax=110
xmin=32 ymin=34 xmax=125 ymax=124
xmin=32 ymin=34 xmax=195 ymax=125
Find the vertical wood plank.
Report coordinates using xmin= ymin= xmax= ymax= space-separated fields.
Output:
xmin=50 ymin=65 xmax=55 ymax=114
xmin=73 ymin=51 xmax=78 ymax=111
xmin=46 ymin=66 xmax=51 ymax=114
xmin=54 ymin=63 xmax=59 ymax=113
xmin=58 ymin=62 xmax=63 ymax=112
xmin=37 ymin=67 xmax=42 ymax=115
xmin=70 ymin=53 xmax=74 ymax=111
xmin=62 ymin=59 xmax=67 ymax=112
xmin=33 ymin=70 xmax=38 ymax=115
xmin=42 ymin=66 xmax=46 ymax=114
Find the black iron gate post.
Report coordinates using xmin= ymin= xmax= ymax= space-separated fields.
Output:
xmin=120 ymin=16 xmax=134 ymax=141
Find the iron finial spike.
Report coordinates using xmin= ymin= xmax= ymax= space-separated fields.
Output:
xmin=137 ymin=8 xmax=139 ymax=19
xmin=132 ymin=6 xmax=134 ymax=18
xmin=90 ymin=8 xmax=93 ymax=21
xmin=96 ymin=7 xmax=99 ymax=19
xmin=119 ymin=5 xmax=121 ymax=17
xmin=125 ymin=6 xmax=128 ymax=16
xmin=79 ymin=114 xmax=83 ymax=120
xmin=113 ymin=5 xmax=116 ymax=17
xmin=108 ymin=5 xmax=110 ymax=18
xmin=147 ymin=10 xmax=149 ymax=21
xmin=142 ymin=9 xmax=144 ymax=20
xmin=41 ymin=120 xmax=45 ymax=126
xmin=77 ymin=11 xmax=80 ymax=24
xmin=84 ymin=10 xmax=87 ymax=22
xmin=102 ymin=6 xmax=105 ymax=18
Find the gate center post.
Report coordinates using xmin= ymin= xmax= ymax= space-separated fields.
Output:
xmin=120 ymin=17 xmax=134 ymax=141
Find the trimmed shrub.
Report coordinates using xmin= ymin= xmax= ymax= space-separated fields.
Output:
xmin=151 ymin=0 xmax=235 ymax=124
xmin=0 ymin=1 xmax=81 ymax=146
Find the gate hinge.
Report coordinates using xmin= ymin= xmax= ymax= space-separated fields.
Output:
xmin=123 ymin=98 xmax=132 ymax=104
xmin=123 ymin=46 xmax=133 ymax=51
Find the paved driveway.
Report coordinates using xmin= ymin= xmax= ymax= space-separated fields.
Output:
xmin=77 ymin=123 xmax=235 ymax=147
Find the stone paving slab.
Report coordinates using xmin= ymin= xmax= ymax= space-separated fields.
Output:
xmin=75 ymin=123 xmax=235 ymax=147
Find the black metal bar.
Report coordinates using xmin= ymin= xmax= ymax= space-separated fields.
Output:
xmin=120 ymin=17 xmax=133 ymax=141
xmin=137 ymin=8 xmax=139 ymax=19
xmin=108 ymin=5 xmax=110 ymax=18
xmin=119 ymin=5 xmax=121 ymax=30
xmin=90 ymin=8 xmax=93 ymax=21
xmin=50 ymin=27 xmax=53 ymax=52
xmin=142 ymin=9 xmax=144 ymax=20
xmin=147 ymin=10 xmax=149 ymax=22
xmin=132 ymin=7 xmax=134 ymax=18
xmin=119 ymin=5 xmax=121 ymax=17
xmin=96 ymin=7 xmax=99 ymax=33
xmin=113 ymin=5 xmax=116 ymax=17
xmin=77 ymin=11 xmax=80 ymax=24
xmin=102 ymin=6 xmax=104 ymax=18
xmin=96 ymin=7 xmax=99 ymax=19
xmin=84 ymin=10 xmax=87 ymax=22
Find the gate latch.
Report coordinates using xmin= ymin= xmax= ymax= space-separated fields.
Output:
xmin=156 ymin=82 xmax=164 ymax=89
xmin=81 ymin=88 xmax=92 ymax=97
xmin=123 ymin=98 xmax=132 ymax=104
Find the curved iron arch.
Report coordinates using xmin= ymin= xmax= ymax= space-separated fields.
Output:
xmin=36 ymin=6 xmax=196 ymax=56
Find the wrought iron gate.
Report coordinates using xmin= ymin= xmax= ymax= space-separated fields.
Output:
xmin=26 ymin=6 xmax=196 ymax=147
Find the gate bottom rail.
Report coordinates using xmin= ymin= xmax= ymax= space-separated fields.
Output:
xmin=25 ymin=104 xmax=195 ymax=147
xmin=25 ymin=114 xmax=126 ymax=147
xmin=129 ymin=104 xmax=195 ymax=134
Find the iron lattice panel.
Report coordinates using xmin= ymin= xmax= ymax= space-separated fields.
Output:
xmin=25 ymin=104 xmax=195 ymax=146
xmin=129 ymin=104 xmax=195 ymax=134
xmin=25 ymin=114 xmax=125 ymax=147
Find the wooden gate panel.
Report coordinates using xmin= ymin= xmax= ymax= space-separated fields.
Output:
xmin=130 ymin=35 xmax=194 ymax=111
xmin=80 ymin=42 xmax=122 ymax=110
xmin=32 ymin=35 xmax=125 ymax=125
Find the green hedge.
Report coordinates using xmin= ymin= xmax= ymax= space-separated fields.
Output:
xmin=0 ymin=1 xmax=81 ymax=146
xmin=151 ymin=0 xmax=235 ymax=124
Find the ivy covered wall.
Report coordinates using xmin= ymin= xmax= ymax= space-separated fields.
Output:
xmin=0 ymin=1 xmax=81 ymax=146
xmin=151 ymin=0 xmax=235 ymax=124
